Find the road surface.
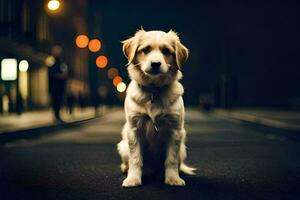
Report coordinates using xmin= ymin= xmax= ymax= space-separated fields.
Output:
xmin=1 ymin=108 xmax=300 ymax=200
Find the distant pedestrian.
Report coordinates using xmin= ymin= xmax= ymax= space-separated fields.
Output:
xmin=48 ymin=45 xmax=68 ymax=123
xmin=66 ymin=93 xmax=75 ymax=115
xmin=78 ymin=93 xmax=85 ymax=109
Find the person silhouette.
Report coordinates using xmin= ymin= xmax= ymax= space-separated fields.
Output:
xmin=48 ymin=45 xmax=68 ymax=123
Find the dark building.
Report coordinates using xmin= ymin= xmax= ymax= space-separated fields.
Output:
xmin=0 ymin=0 xmax=52 ymax=113
xmin=0 ymin=0 xmax=91 ymax=113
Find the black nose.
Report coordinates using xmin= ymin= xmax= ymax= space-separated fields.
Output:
xmin=151 ymin=61 xmax=161 ymax=70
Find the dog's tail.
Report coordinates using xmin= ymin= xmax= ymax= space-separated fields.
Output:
xmin=180 ymin=163 xmax=196 ymax=175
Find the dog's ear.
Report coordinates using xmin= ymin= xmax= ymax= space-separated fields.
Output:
xmin=175 ymin=41 xmax=189 ymax=68
xmin=168 ymin=30 xmax=189 ymax=69
xmin=122 ymin=29 xmax=145 ymax=65
xmin=122 ymin=37 xmax=136 ymax=65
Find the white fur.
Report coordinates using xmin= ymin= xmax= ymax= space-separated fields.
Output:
xmin=117 ymin=29 xmax=195 ymax=187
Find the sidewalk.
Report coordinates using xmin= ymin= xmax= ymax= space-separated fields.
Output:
xmin=213 ymin=108 xmax=300 ymax=132
xmin=0 ymin=107 xmax=99 ymax=134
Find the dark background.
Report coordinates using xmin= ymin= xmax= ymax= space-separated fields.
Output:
xmin=90 ymin=0 xmax=300 ymax=106
xmin=1 ymin=0 xmax=300 ymax=110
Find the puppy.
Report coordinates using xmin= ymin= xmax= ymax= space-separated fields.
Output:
xmin=117 ymin=29 xmax=195 ymax=187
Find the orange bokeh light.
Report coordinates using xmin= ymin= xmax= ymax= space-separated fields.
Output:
xmin=75 ymin=35 xmax=89 ymax=48
xmin=113 ymin=76 xmax=123 ymax=87
xmin=107 ymin=67 xmax=119 ymax=79
xmin=96 ymin=55 xmax=108 ymax=68
xmin=88 ymin=39 xmax=101 ymax=52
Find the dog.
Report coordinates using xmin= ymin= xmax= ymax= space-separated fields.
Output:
xmin=117 ymin=29 xmax=195 ymax=187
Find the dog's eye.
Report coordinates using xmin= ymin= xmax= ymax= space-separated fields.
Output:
xmin=141 ymin=46 xmax=151 ymax=54
xmin=161 ymin=47 xmax=171 ymax=56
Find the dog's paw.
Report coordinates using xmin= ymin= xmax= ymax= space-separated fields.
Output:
xmin=122 ymin=176 xmax=142 ymax=187
xmin=165 ymin=176 xmax=186 ymax=186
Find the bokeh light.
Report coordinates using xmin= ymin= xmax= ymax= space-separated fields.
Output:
xmin=47 ymin=0 xmax=60 ymax=11
xmin=19 ymin=60 xmax=29 ymax=72
xmin=45 ymin=56 xmax=55 ymax=67
xmin=113 ymin=75 xmax=123 ymax=87
xmin=107 ymin=67 xmax=119 ymax=79
xmin=96 ymin=55 xmax=108 ymax=68
xmin=88 ymin=39 xmax=101 ymax=52
xmin=117 ymin=82 xmax=127 ymax=93
xmin=1 ymin=58 xmax=17 ymax=81
xmin=75 ymin=35 xmax=89 ymax=48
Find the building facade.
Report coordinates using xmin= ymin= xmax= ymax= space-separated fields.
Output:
xmin=0 ymin=0 xmax=90 ymax=114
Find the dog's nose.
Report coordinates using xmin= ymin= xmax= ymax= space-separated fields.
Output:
xmin=151 ymin=61 xmax=161 ymax=70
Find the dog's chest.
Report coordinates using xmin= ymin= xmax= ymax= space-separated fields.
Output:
xmin=144 ymin=101 xmax=162 ymax=123
xmin=140 ymin=92 xmax=173 ymax=122
xmin=132 ymin=112 xmax=180 ymax=145
xmin=132 ymin=112 xmax=180 ymax=169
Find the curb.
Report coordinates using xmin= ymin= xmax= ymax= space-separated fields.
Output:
xmin=212 ymin=109 xmax=300 ymax=140
xmin=0 ymin=117 xmax=97 ymax=145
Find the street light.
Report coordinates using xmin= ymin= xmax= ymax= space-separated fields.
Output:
xmin=47 ymin=0 xmax=60 ymax=11
xmin=107 ymin=67 xmax=119 ymax=79
xmin=75 ymin=34 xmax=89 ymax=48
xmin=88 ymin=39 xmax=101 ymax=52
xmin=46 ymin=0 xmax=63 ymax=15
xmin=113 ymin=76 xmax=122 ymax=87
xmin=45 ymin=56 xmax=56 ymax=67
xmin=18 ymin=60 xmax=29 ymax=103
xmin=96 ymin=55 xmax=108 ymax=69
xmin=19 ymin=60 xmax=29 ymax=72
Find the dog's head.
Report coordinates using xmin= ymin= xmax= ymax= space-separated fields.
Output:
xmin=122 ymin=29 xmax=189 ymax=87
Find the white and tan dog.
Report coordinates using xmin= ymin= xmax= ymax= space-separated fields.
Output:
xmin=117 ymin=29 xmax=195 ymax=187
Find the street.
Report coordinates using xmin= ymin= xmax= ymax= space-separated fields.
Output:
xmin=1 ymin=108 xmax=300 ymax=200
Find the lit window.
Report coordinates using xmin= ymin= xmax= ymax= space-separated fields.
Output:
xmin=1 ymin=58 xmax=17 ymax=81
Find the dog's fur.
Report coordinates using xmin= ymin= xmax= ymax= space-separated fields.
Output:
xmin=117 ymin=29 xmax=195 ymax=187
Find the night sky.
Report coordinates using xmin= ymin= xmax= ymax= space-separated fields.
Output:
xmin=89 ymin=0 xmax=300 ymax=106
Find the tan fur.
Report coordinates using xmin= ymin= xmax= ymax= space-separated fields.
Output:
xmin=117 ymin=29 xmax=195 ymax=187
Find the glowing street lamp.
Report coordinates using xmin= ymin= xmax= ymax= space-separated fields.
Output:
xmin=19 ymin=60 xmax=29 ymax=72
xmin=96 ymin=55 xmax=108 ymax=69
xmin=88 ymin=39 xmax=101 ymax=52
xmin=75 ymin=35 xmax=89 ymax=48
xmin=47 ymin=0 xmax=60 ymax=11
xmin=107 ymin=67 xmax=118 ymax=79
xmin=45 ymin=56 xmax=56 ymax=67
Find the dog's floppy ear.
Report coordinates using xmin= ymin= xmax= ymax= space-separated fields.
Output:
xmin=168 ymin=30 xmax=189 ymax=68
xmin=122 ymin=29 xmax=145 ymax=65
xmin=175 ymin=41 xmax=189 ymax=68
xmin=122 ymin=37 xmax=137 ymax=65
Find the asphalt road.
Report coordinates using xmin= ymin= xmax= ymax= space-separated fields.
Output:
xmin=1 ymin=108 xmax=300 ymax=200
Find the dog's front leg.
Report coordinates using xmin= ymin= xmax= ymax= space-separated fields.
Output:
xmin=165 ymin=129 xmax=186 ymax=186
xmin=122 ymin=128 xmax=143 ymax=187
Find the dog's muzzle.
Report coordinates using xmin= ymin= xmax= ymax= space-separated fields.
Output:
xmin=146 ymin=61 xmax=162 ymax=75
